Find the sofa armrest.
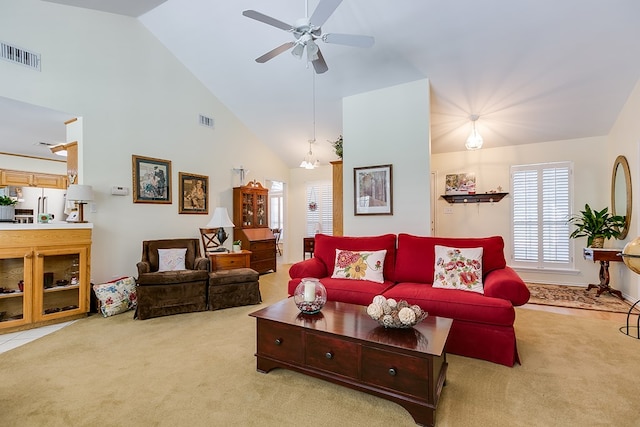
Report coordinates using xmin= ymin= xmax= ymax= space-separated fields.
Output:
xmin=194 ymin=256 xmax=210 ymax=271
xmin=137 ymin=261 xmax=151 ymax=276
xmin=483 ymin=266 xmax=530 ymax=306
xmin=289 ymin=257 xmax=328 ymax=279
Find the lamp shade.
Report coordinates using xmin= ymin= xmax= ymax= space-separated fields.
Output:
xmin=206 ymin=207 xmax=235 ymax=228
xmin=66 ymin=184 xmax=94 ymax=202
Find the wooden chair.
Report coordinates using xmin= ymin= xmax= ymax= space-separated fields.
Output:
xmin=272 ymin=228 xmax=282 ymax=256
xmin=200 ymin=228 xmax=223 ymax=254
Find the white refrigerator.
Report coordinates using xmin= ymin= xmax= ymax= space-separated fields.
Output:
xmin=16 ymin=187 xmax=67 ymax=222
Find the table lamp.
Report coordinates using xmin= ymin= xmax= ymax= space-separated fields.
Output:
xmin=205 ymin=207 xmax=235 ymax=249
xmin=66 ymin=184 xmax=93 ymax=223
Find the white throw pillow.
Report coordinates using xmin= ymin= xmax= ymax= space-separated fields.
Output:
xmin=157 ymin=248 xmax=187 ymax=272
xmin=432 ymin=245 xmax=484 ymax=294
xmin=331 ymin=249 xmax=387 ymax=284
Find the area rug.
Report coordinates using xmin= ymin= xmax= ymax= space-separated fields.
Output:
xmin=526 ymin=283 xmax=638 ymax=313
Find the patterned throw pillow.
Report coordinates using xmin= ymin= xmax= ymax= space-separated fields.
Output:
xmin=432 ymin=245 xmax=484 ymax=294
xmin=93 ymin=276 xmax=137 ymax=317
xmin=331 ymin=249 xmax=387 ymax=283
xmin=157 ymin=248 xmax=187 ymax=272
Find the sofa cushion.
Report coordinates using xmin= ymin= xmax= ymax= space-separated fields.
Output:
xmin=314 ymin=234 xmax=397 ymax=282
xmin=331 ymin=249 xmax=386 ymax=283
xmin=395 ymin=234 xmax=507 ymax=284
xmin=383 ymin=282 xmax=515 ymax=326
xmin=433 ymin=245 xmax=484 ymax=294
xmin=158 ymin=248 xmax=187 ymax=272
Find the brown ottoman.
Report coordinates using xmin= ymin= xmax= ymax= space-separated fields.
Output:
xmin=208 ymin=268 xmax=261 ymax=310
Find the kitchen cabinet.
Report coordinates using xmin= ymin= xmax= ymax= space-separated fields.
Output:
xmin=0 ymin=225 xmax=92 ymax=333
xmin=0 ymin=169 xmax=67 ymax=189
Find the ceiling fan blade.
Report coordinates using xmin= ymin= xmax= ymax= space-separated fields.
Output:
xmin=322 ymin=33 xmax=375 ymax=48
xmin=309 ymin=0 xmax=343 ymax=27
xmin=242 ymin=10 xmax=293 ymax=32
xmin=255 ymin=42 xmax=296 ymax=63
xmin=312 ymin=49 xmax=328 ymax=74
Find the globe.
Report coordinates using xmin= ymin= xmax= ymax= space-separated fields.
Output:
xmin=621 ymin=236 xmax=640 ymax=274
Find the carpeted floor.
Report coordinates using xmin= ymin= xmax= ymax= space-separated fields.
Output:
xmin=1 ymin=269 xmax=640 ymax=426
xmin=526 ymin=283 xmax=638 ymax=313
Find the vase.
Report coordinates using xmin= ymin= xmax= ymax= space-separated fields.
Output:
xmin=293 ymin=278 xmax=327 ymax=314
xmin=590 ymin=236 xmax=605 ymax=248
xmin=232 ymin=244 xmax=241 ymax=253
xmin=0 ymin=205 xmax=15 ymax=222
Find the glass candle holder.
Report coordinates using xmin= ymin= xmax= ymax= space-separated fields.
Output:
xmin=293 ymin=278 xmax=327 ymax=314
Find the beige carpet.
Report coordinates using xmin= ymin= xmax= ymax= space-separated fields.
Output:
xmin=526 ymin=283 xmax=638 ymax=313
xmin=1 ymin=268 xmax=640 ymax=426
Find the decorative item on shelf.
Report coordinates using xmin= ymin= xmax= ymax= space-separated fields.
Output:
xmin=204 ymin=207 xmax=235 ymax=251
xmin=465 ymin=114 xmax=483 ymax=150
xmin=232 ymin=240 xmax=242 ymax=253
xmin=567 ymin=203 xmax=625 ymax=248
xmin=366 ymin=295 xmax=428 ymax=329
xmin=330 ymin=135 xmax=343 ymax=159
xmin=66 ymin=184 xmax=94 ymax=223
xmin=293 ymin=278 xmax=327 ymax=314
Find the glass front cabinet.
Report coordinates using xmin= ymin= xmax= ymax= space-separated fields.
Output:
xmin=0 ymin=227 xmax=92 ymax=333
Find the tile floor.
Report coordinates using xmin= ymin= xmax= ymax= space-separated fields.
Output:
xmin=0 ymin=321 xmax=75 ymax=354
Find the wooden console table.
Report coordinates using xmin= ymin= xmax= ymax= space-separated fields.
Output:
xmin=582 ymin=248 xmax=624 ymax=300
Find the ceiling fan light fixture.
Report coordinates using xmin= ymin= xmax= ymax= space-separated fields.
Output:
xmin=465 ymin=115 xmax=483 ymax=150
xmin=306 ymin=40 xmax=319 ymax=62
xmin=291 ymin=41 xmax=305 ymax=59
xmin=300 ymin=140 xmax=318 ymax=169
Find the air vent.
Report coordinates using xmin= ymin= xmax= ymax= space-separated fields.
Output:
xmin=199 ymin=114 xmax=214 ymax=129
xmin=1 ymin=41 xmax=41 ymax=71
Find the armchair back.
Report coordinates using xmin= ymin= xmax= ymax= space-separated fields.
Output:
xmin=141 ymin=238 xmax=202 ymax=272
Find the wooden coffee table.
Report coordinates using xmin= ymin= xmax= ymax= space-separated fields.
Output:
xmin=249 ymin=299 xmax=452 ymax=427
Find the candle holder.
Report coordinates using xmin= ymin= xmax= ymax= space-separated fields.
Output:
xmin=293 ymin=278 xmax=327 ymax=314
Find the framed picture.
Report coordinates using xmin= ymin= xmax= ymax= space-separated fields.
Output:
xmin=178 ymin=172 xmax=209 ymax=214
xmin=445 ymin=173 xmax=476 ymax=195
xmin=354 ymin=164 xmax=393 ymax=215
xmin=132 ymin=155 xmax=172 ymax=204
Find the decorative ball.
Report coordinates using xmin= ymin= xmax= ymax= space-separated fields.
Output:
xmin=293 ymin=278 xmax=327 ymax=314
xmin=622 ymin=237 xmax=640 ymax=274
xmin=366 ymin=295 xmax=428 ymax=328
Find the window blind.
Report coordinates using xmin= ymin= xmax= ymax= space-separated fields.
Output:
xmin=306 ymin=181 xmax=333 ymax=237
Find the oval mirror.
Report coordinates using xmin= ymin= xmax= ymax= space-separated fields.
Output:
xmin=611 ymin=155 xmax=632 ymax=239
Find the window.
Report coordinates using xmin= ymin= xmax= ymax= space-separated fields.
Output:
xmin=306 ymin=180 xmax=333 ymax=237
xmin=268 ymin=180 xmax=284 ymax=239
xmin=511 ymin=162 xmax=572 ymax=269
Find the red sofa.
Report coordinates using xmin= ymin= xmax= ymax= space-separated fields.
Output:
xmin=288 ymin=233 xmax=530 ymax=367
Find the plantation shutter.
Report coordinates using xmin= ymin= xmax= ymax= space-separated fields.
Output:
xmin=306 ymin=181 xmax=333 ymax=237
xmin=512 ymin=162 xmax=572 ymax=268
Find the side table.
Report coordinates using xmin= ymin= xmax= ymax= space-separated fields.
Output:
xmin=582 ymin=248 xmax=624 ymax=300
xmin=303 ymin=237 xmax=314 ymax=259
xmin=208 ymin=250 xmax=252 ymax=272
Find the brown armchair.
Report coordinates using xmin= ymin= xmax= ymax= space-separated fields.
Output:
xmin=135 ymin=238 xmax=210 ymax=320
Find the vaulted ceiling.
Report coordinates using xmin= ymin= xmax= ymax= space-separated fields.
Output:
xmin=5 ymin=0 xmax=640 ymax=166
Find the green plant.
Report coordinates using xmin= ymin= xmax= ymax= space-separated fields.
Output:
xmin=233 ymin=240 xmax=241 ymax=246
xmin=330 ymin=135 xmax=343 ymax=159
xmin=0 ymin=195 xmax=17 ymax=206
xmin=567 ymin=204 xmax=625 ymax=246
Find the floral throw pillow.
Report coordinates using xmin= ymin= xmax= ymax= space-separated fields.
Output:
xmin=432 ymin=245 xmax=484 ymax=294
xmin=93 ymin=276 xmax=137 ymax=317
xmin=331 ymin=249 xmax=387 ymax=284
xmin=157 ymin=248 xmax=187 ymax=272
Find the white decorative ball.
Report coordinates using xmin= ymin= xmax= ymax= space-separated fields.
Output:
xmin=381 ymin=314 xmax=394 ymax=327
xmin=366 ymin=303 xmax=383 ymax=320
xmin=386 ymin=298 xmax=397 ymax=308
xmin=372 ymin=295 xmax=386 ymax=305
xmin=398 ymin=307 xmax=417 ymax=325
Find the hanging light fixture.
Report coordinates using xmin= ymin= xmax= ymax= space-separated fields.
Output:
xmin=465 ymin=115 xmax=483 ymax=150
xmin=300 ymin=70 xmax=319 ymax=169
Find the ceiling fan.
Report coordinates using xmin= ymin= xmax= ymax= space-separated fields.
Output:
xmin=242 ymin=0 xmax=374 ymax=74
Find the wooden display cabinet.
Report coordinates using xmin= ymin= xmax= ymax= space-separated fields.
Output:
xmin=233 ymin=181 xmax=276 ymax=274
xmin=0 ymin=227 xmax=91 ymax=333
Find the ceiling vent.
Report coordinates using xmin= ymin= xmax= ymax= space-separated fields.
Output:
xmin=199 ymin=114 xmax=214 ymax=129
xmin=1 ymin=41 xmax=41 ymax=71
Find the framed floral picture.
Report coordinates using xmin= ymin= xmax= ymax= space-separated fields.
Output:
xmin=132 ymin=155 xmax=172 ymax=204
xmin=354 ymin=164 xmax=393 ymax=215
xmin=178 ymin=172 xmax=208 ymax=214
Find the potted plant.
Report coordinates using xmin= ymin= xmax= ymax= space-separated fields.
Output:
xmin=0 ymin=195 xmax=17 ymax=222
xmin=330 ymin=135 xmax=343 ymax=159
xmin=232 ymin=240 xmax=242 ymax=253
xmin=568 ymin=204 xmax=626 ymax=248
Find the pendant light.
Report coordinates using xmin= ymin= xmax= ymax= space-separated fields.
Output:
xmin=465 ymin=115 xmax=483 ymax=150
xmin=300 ymin=70 xmax=319 ymax=169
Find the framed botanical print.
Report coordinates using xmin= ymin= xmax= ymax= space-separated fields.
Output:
xmin=178 ymin=172 xmax=208 ymax=214
xmin=354 ymin=164 xmax=393 ymax=215
xmin=132 ymin=155 xmax=172 ymax=204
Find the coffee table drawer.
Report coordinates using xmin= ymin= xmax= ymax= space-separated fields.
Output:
xmin=305 ymin=332 xmax=359 ymax=378
xmin=257 ymin=320 xmax=304 ymax=364
xmin=361 ymin=346 xmax=432 ymax=400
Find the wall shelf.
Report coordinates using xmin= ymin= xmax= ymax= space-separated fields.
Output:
xmin=440 ymin=192 xmax=508 ymax=204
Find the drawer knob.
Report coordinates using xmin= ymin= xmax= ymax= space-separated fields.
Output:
xmin=325 ymin=352 xmax=333 ymax=360
xmin=388 ymin=368 xmax=397 ymax=376
xmin=274 ymin=338 xmax=282 ymax=345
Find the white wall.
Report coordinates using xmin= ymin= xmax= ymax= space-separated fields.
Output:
xmin=432 ymin=136 xmax=609 ymax=286
xmin=343 ymin=79 xmax=431 ymax=236
xmin=0 ymin=0 xmax=289 ymax=281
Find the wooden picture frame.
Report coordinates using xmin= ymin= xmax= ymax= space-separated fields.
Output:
xmin=354 ymin=164 xmax=393 ymax=215
xmin=132 ymin=155 xmax=172 ymax=204
xmin=178 ymin=172 xmax=209 ymax=214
